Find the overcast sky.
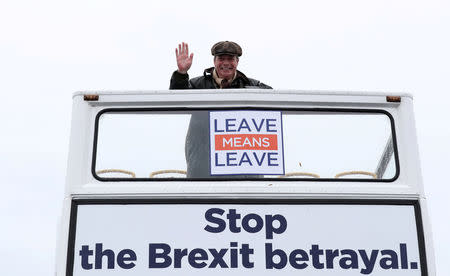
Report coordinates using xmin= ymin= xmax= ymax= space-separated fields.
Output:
xmin=0 ymin=0 xmax=449 ymax=275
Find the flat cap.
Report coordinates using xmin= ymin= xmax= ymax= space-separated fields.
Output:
xmin=211 ymin=41 xmax=242 ymax=57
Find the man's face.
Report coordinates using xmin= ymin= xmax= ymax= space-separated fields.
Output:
xmin=214 ymin=55 xmax=239 ymax=80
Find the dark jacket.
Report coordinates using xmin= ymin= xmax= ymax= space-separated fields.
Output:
xmin=170 ymin=67 xmax=272 ymax=89
xmin=169 ymin=67 xmax=272 ymax=178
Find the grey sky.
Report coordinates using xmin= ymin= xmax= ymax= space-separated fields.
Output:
xmin=0 ymin=0 xmax=449 ymax=275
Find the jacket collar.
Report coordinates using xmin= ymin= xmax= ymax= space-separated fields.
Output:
xmin=203 ymin=67 xmax=250 ymax=84
xmin=212 ymin=69 xmax=237 ymax=88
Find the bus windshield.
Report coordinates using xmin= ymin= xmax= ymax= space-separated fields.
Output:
xmin=93 ymin=108 xmax=397 ymax=181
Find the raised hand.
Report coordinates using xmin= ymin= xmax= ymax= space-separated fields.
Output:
xmin=175 ymin=42 xmax=194 ymax=74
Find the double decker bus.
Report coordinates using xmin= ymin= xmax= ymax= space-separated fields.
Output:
xmin=56 ymin=90 xmax=435 ymax=275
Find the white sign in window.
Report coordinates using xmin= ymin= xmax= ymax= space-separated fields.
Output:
xmin=209 ymin=111 xmax=285 ymax=175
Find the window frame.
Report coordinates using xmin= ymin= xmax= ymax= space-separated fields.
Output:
xmin=91 ymin=107 xmax=400 ymax=182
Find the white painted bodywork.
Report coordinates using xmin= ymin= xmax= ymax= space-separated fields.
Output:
xmin=55 ymin=90 xmax=435 ymax=275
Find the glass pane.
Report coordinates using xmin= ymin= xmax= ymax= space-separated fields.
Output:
xmin=281 ymin=112 xmax=395 ymax=179
xmin=94 ymin=110 xmax=397 ymax=180
xmin=95 ymin=113 xmax=190 ymax=178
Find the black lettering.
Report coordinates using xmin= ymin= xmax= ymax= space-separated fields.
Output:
xmin=214 ymin=153 xmax=225 ymax=166
xmin=230 ymin=242 xmax=238 ymax=268
xmin=265 ymin=243 xmax=287 ymax=269
xmin=253 ymin=152 xmax=266 ymax=166
xmin=95 ymin=243 xmax=115 ymax=269
xmin=252 ymin=118 xmax=265 ymax=132
xmin=265 ymin=214 xmax=287 ymax=239
xmin=240 ymin=244 xmax=254 ymax=268
xmin=380 ymin=250 xmax=399 ymax=269
xmin=267 ymin=152 xmax=278 ymax=166
xmin=226 ymin=152 xmax=238 ymax=166
xmin=310 ymin=244 xmax=324 ymax=269
xmin=242 ymin=213 xmax=263 ymax=233
xmin=238 ymin=152 xmax=253 ymax=166
xmin=400 ymin=243 xmax=409 ymax=269
xmin=174 ymin=248 xmax=188 ymax=268
xmin=208 ymin=249 xmax=228 ymax=268
xmin=325 ymin=249 xmax=339 ymax=268
xmin=339 ymin=249 xmax=358 ymax=269
xmin=188 ymin=249 xmax=208 ymax=268
xmin=238 ymin=118 xmax=251 ymax=132
xmin=214 ymin=119 xmax=224 ymax=132
xmin=266 ymin=119 xmax=277 ymax=132
xmin=359 ymin=249 xmax=378 ymax=275
xmin=204 ymin=208 xmax=226 ymax=233
xmin=289 ymin=249 xmax=309 ymax=269
xmin=227 ymin=209 xmax=241 ymax=233
xmin=148 ymin=243 xmax=172 ymax=268
xmin=79 ymin=245 xmax=93 ymax=270
xmin=117 ymin=249 xmax=136 ymax=269
xmin=225 ymin=119 xmax=237 ymax=132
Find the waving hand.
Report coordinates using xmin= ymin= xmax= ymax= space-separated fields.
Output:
xmin=176 ymin=42 xmax=194 ymax=74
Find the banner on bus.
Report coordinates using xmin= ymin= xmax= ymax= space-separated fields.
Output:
xmin=209 ymin=110 xmax=285 ymax=175
xmin=71 ymin=202 xmax=422 ymax=276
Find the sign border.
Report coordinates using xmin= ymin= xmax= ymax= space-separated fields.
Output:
xmin=208 ymin=110 xmax=285 ymax=176
xmin=66 ymin=198 xmax=427 ymax=276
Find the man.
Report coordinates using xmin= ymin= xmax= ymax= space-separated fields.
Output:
xmin=170 ymin=41 xmax=272 ymax=89
xmin=169 ymin=41 xmax=271 ymax=178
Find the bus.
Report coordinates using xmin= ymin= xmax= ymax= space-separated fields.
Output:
xmin=56 ymin=89 xmax=435 ymax=275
